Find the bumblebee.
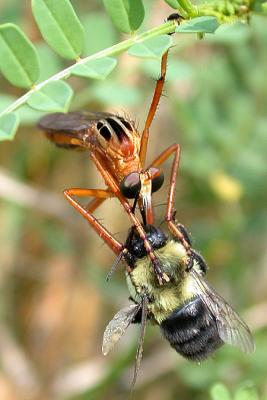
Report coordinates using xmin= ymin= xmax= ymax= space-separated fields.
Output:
xmin=102 ymin=224 xmax=255 ymax=373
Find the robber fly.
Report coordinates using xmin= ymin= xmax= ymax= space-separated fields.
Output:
xmin=38 ymin=38 xmax=190 ymax=284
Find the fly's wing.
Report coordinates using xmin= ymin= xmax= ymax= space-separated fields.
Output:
xmin=191 ymin=269 xmax=255 ymax=353
xmin=38 ymin=111 xmax=115 ymax=149
xmin=102 ymin=304 xmax=141 ymax=356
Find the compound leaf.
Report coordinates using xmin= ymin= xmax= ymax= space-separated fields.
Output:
xmin=103 ymin=0 xmax=145 ymax=33
xmin=176 ymin=16 xmax=219 ymax=34
xmin=32 ymin=0 xmax=84 ymax=59
xmin=0 ymin=113 xmax=20 ymax=141
xmin=128 ymin=34 xmax=172 ymax=59
xmin=27 ymin=80 xmax=73 ymax=112
xmin=72 ymin=57 xmax=117 ymax=79
xmin=0 ymin=23 xmax=40 ymax=88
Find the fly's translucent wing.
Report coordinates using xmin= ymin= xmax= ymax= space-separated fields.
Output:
xmin=191 ymin=269 xmax=255 ymax=354
xmin=102 ymin=304 xmax=140 ymax=356
xmin=38 ymin=111 xmax=115 ymax=149
xmin=39 ymin=111 xmax=115 ymax=134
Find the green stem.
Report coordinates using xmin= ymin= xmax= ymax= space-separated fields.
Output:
xmin=178 ymin=0 xmax=199 ymax=16
xmin=197 ymin=5 xmax=238 ymax=22
xmin=0 ymin=20 xmax=176 ymax=118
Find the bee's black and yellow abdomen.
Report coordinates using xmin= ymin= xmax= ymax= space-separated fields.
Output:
xmin=160 ymin=297 xmax=223 ymax=361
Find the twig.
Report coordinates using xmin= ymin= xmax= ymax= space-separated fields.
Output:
xmin=0 ymin=167 xmax=69 ymax=220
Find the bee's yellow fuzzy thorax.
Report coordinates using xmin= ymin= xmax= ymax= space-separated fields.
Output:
xmin=127 ymin=240 xmax=197 ymax=323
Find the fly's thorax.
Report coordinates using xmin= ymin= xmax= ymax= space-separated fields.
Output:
xmin=127 ymin=240 xmax=197 ymax=323
xmin=92 ymin=116 xmax=141 ymax=180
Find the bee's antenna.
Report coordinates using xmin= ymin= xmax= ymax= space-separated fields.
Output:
xmin=106 ymin=252 xmax=123 ymax=282
xmin=131 ymin=295 xmax=148 ymax=394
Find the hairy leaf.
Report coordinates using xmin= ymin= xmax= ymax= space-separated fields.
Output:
xmin=128 ymin=34 xmax=172 ymax=59
xmin=210 ymin=383 xmax=232 ymax=400
xmin=103 ymin=0 xmax=145 ymax=33
xmin=27 ymin=81 xmax=73 ymax=112
xmin=32 ymin=0 xmax=84 ymax=59
xmin=176 ymin=16 xmax=219 ymax=34
xmin=0 ymin=23 xmax=40 ymax=88
xmin=164 ymin=0 xmax=180 ymax=8
xmin=72 ymin=57 xmax=117 ymax=79
xmin=0 ymin=113 xmax=20 ymax=141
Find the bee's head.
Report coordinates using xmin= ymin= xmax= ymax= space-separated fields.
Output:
xmin=126 ymin=225 xmax=168 ymax=259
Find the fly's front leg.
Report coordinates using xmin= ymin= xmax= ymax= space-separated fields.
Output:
xmin=90 ymin=152 xmax=169 ymax=285
xmin=149 ymin=143 xmax=192 ymax=252
xmin=113 ymin=194 xmax=169 ymax=285
xmin=139 ymin=50 xmax=169 ymax=166
xmin=64 ymin=188 xmax=123 ymax=255
xmin=151 ymin=144 xmax=208 ymax=272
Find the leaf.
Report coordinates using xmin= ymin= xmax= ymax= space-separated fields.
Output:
xmin=0 ymin=95 xmax=16 ymax=113
xmin=234 ymin=383 xmax=259 ymax=400
xmin=0 ymin=95 xmax=43 ymax=126
xmin=251 ymin=0 xmax=266 ymax=11
xmin=31 ymin=0 xmax=84 ymax=60
xmin=128 ymin=35 xmax=173 ymax=59
xmin=210 ymin=383 xmax=232 ymax=400
xmin=103 ymin=0 xmax=145 ymax=33
xmin=16 ymin=105 xmax=44 ymax=126
xmin=164 ymin=0 xmax=180 ymax=7
xmin=36 ymin=43 xmax=62 ymax=81
xmin=72 ymin=57 xmax=117 ymax=80
xmin=27 ymin=81 xmax=73 ymax=112
xmin=176 ymin=16 xmax=219 ymax=34
xmin=0 ymin=23 xmax=40 ymax=88
xmin=0 ymin=113 xmax=19 ymax=141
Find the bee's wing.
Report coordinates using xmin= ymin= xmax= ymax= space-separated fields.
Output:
xmin=102 ymin=304 xmax=140 ymax=356
xmin=191 ymin=269 xmax=255 ymax=353
xmin=38 ymin=111 xmax=115 ymax=149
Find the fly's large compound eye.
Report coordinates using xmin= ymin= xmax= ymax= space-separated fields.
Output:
xmin=149 ymin=167 xmax=164 ymax=193
xmin=120 ymin=172 xmax=141 ymax=199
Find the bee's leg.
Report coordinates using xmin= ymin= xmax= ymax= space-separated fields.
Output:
xmin=64 ymin=188 xmax=124 ymax=255
xmin=131 ymin=295 xmax=148 ymax=392
xmin=186 ymin=249 xmax=208 ymax=274
xmin=90 ymin=152 xmax=169 ymax=285
xmin=139 ymin=50 xmax=169 ymax=166
xmin=169 ymin=210 xmax=208 ymax=273
xmin=128 ymin=297 xmax=144 ymax=324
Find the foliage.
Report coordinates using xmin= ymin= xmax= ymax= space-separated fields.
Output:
xmin=0 ymin=0 xmax=265 ymax=140
xmin=210 ymin=382 xmax=261 ymax=400
xmin=0 ymin=1 xmax=267 ymax=400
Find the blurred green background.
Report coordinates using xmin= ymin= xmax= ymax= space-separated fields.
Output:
xmin=0 ymin=1 xmax=267 ymax=399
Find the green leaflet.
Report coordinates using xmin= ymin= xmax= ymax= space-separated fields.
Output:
xmin=32 ymin=0 xmax=84 ymax=59
xmin=0 ymin=23 xmax=40 ymax=88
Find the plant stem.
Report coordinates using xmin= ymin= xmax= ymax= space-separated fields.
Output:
xmin=0 ymin=20 xmax=177 ymax=118
xmin=178 ymin=0 xmax=199 ymax=16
